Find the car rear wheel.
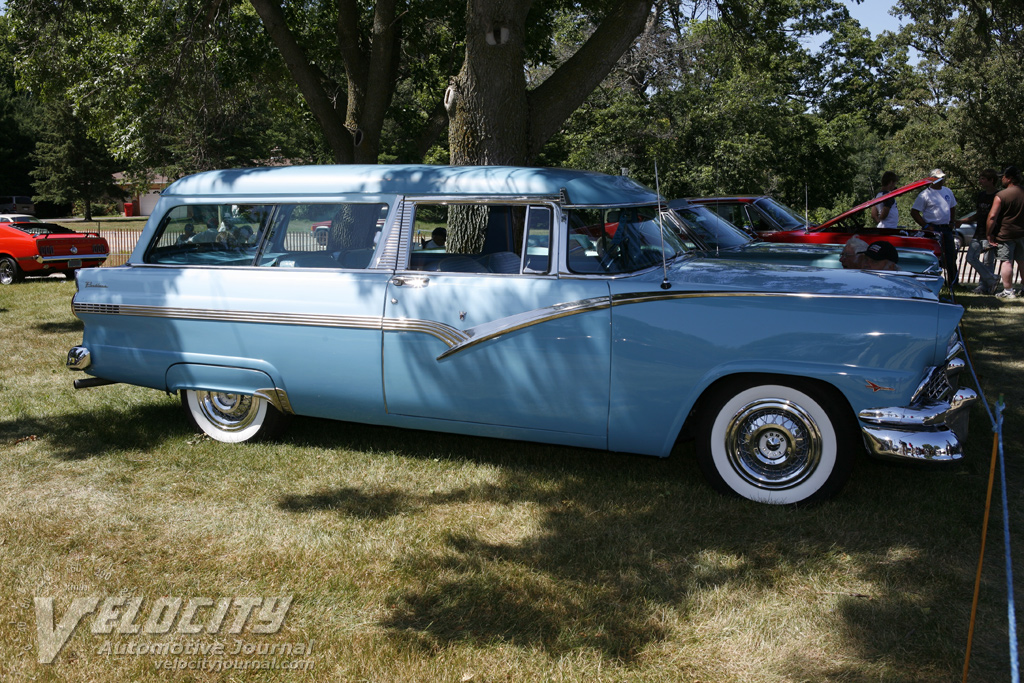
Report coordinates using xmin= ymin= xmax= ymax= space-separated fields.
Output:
xmin=0 ymin=256 xmax=21 ymax=285
xmin=181 ymin=390 xmax=287 ymax=443
xmin=696 ymin=379 xmax=854 ymax=504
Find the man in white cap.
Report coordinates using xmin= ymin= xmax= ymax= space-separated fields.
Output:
xmin=910 ymin=169 xmax=958 ymax=284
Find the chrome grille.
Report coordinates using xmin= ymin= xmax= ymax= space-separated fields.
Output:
xmin=913 ymin=366 xmax=953 ymax=405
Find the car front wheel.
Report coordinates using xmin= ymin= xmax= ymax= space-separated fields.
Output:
xmin=696 ymin=379 xmax=854 ymax=505
xmin=0 ymin=256 xmax=21 ymax=285
xmin=181 ymin=390 xmax=287 ymax=443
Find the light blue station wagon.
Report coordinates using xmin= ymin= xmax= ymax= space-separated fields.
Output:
xmin=67 ymin=165 xmax=976 ymax=504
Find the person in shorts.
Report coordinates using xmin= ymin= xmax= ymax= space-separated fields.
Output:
xmin=987 ymin=165 xmax=1024 ymax=299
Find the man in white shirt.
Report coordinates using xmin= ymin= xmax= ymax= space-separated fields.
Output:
xmin=910 ymin=168 xmax=958 ymax=284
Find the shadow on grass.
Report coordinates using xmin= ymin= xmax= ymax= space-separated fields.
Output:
xmin=271 ymin=415 xmax=1005 ymax=674
xmin=0 ymin=403 xmax=188 ymax=460
xmin=35 ymin=319 xmax=84 ymax=334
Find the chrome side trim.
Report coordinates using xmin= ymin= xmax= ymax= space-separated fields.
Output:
xmin=437 ymin=296 xmax=611 ymax=359
xmin=66 ymin=346 xmax=91 ymax=370
xmin=74 ymin=302 xmax=384 ymax=331
xmin=383 ymin=318 xmax=468 ymax=347
xmin=75 ymin=289 xmax=949 ymax=362
xmin=34 ymin=254 xmax=107 ymax=264
xmin=253 ymin=387 xmax=295 ymax=415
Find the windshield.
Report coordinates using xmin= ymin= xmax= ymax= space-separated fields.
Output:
xmin=566 ymin=205 xmax=687 ymax=274
xmin=753 ymin=197 xmax=809 ymax=231
xmin=672 ymin=204 xmax=752 ymax=250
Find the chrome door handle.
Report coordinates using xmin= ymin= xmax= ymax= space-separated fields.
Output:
xmin=390 ymin=276 xmax=430 ymax=288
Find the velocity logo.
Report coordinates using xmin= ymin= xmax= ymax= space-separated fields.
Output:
xmin=33 ymin=595 xmax=292 ymax=664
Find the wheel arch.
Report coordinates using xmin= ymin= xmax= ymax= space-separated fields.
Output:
xmin=677 ymin=371 xmax=859 ymax=451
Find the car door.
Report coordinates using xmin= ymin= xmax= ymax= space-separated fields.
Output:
xmin=381 ymin=202 xmax=612 ymax=441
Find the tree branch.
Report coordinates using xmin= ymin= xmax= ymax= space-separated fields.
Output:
xmin=527 ymin=0 xmax=655 ymax=156
xmin=249 ymin=0 xmax=353 ymax=162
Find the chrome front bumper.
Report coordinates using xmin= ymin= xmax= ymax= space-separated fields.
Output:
xmin=858 ymin=352 xmax=977 ymax=462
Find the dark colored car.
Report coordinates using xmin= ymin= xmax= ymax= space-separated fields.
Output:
xmin=691 ymin=178 xmax=944 ymax=259
xmin=0 ymin=220 xmax=109 ymax=284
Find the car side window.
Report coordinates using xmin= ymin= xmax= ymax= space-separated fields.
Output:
xmin=257 ymin=203 xmax=387 ymax=269
xmin=145 ymin=204 xmax=270 ymax=266
xmin=407 ymin=203 xmax=528 ymax=274
xmin=566 ymin=206 xmax=686 ymax=274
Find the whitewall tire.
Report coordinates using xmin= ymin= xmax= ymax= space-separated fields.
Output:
xmin=181 ymin=390 xmax=286 ymax=443
xmin=697 ymin=380 xmax=854 ymax=504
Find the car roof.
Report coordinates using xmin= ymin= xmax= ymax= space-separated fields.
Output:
xmin=0 ymin=213 xmax=39 ymax=221
xmin=162 ymin=165 xmax=664 ymax=207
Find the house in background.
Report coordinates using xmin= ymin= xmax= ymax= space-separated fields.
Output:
xmin=115 ymin=173 xmax=171 ymax=216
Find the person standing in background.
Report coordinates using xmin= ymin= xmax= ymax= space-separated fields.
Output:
xmin=959 ymin=169 xmax=1000 ymax=294
xmin=988 ymin=166 xmax=1024 ymax=299
xmin=871 ymin=171 xmax=900 ymax=228
xmin=910 ymin=169 xmax=958 ymax=284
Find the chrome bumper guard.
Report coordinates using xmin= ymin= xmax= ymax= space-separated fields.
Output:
xmin=858 ymin=351 xmax=977 ymax=462
xmin=66 ymin=346 xmax=91 ymax=370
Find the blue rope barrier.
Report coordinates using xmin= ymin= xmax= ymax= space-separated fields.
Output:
xmin=958 ymin=327 xmax=1019 ymax=681
xmin=995 ymin=400 xmax=1020 ymax=683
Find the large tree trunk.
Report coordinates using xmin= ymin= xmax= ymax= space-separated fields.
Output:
xmin=448 ymin=0 xmax=654 ymax=166
xmin=447 ymin=0 xmax=532 ymax=165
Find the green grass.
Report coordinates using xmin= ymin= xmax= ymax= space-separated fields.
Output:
xmin=0 ymin=279 xmax=1020 ymax=681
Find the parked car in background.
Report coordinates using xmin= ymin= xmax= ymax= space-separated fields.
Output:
xmin=0 ymin=195 xmax=35 ymax=215
xmin=0 ymin=214 xmax=41 ymax=224
xmin=0 ymin=220 xmax=109 ymax=284
xmin=67 ymin=165 xmax=973 ymax=505
xmin=691 ymin=179 xmax=944 ymax=259
xmin=668 ymin=199 xmax=944 ymax=285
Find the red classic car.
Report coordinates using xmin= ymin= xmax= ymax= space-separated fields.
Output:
xmin=0 ymin=220 xmax=109 ymax=285
xmin=691 ymin=178 xmax=944 ymax=258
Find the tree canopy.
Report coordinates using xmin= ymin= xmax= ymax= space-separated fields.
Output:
xmin=2 ymin=0 xmax=1022 ymax=217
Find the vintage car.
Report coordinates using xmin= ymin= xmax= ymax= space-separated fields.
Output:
xmin=667 ymin=198 xmax=944 ymax=284
xmin=0 ymin=220 xmax=109 ymax=285
xmin=691 ymin=179 xmax=944 ymax=259
xmin=66 ymin=165 xmax=975 ymax=505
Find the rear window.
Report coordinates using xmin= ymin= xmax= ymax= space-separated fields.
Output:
xmin=144 ymin=202 xmax=388 ymax=269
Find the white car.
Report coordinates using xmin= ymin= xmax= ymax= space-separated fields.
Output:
xmin=0 ymin=214 xmax=41 ymax=223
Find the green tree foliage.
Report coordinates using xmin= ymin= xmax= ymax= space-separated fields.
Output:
xmin=0 ymin=14 xmax=40 ymax=195
xmin=883 ymin=0 xmax=1024 ymax=198
xmin=31 ymin=102 xmax=123 ymax=221
xmin=8 ymin=0 xmax=326 ymax=181
xmin=547 ymin=0 xmax=894 ymax=211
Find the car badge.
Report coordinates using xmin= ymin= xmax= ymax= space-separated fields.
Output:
xmin=865 ymin=380 xmax=893 ymax=392
xmin=70 ymin=246 xmax=78 ymax=254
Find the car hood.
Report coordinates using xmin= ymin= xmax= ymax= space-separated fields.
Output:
xmin=646 ymin=254 xmax=941 ymax=301
xmin=702 ymin=241 xmax=942 ymax=277
xmin=816 ymin=177 xmax=937 ymax=231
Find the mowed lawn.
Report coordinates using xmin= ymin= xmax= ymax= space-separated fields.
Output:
xmin=0 ymin=276 xmax=1020 ymax=682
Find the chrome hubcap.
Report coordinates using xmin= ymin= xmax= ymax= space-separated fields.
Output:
xmin=0 ymin=261 xmax=13 ymax=285
xmin=195 ymin=391 xmax=259 ymax=432
xmin=725 ymin=398 xmax=822 ymax=490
